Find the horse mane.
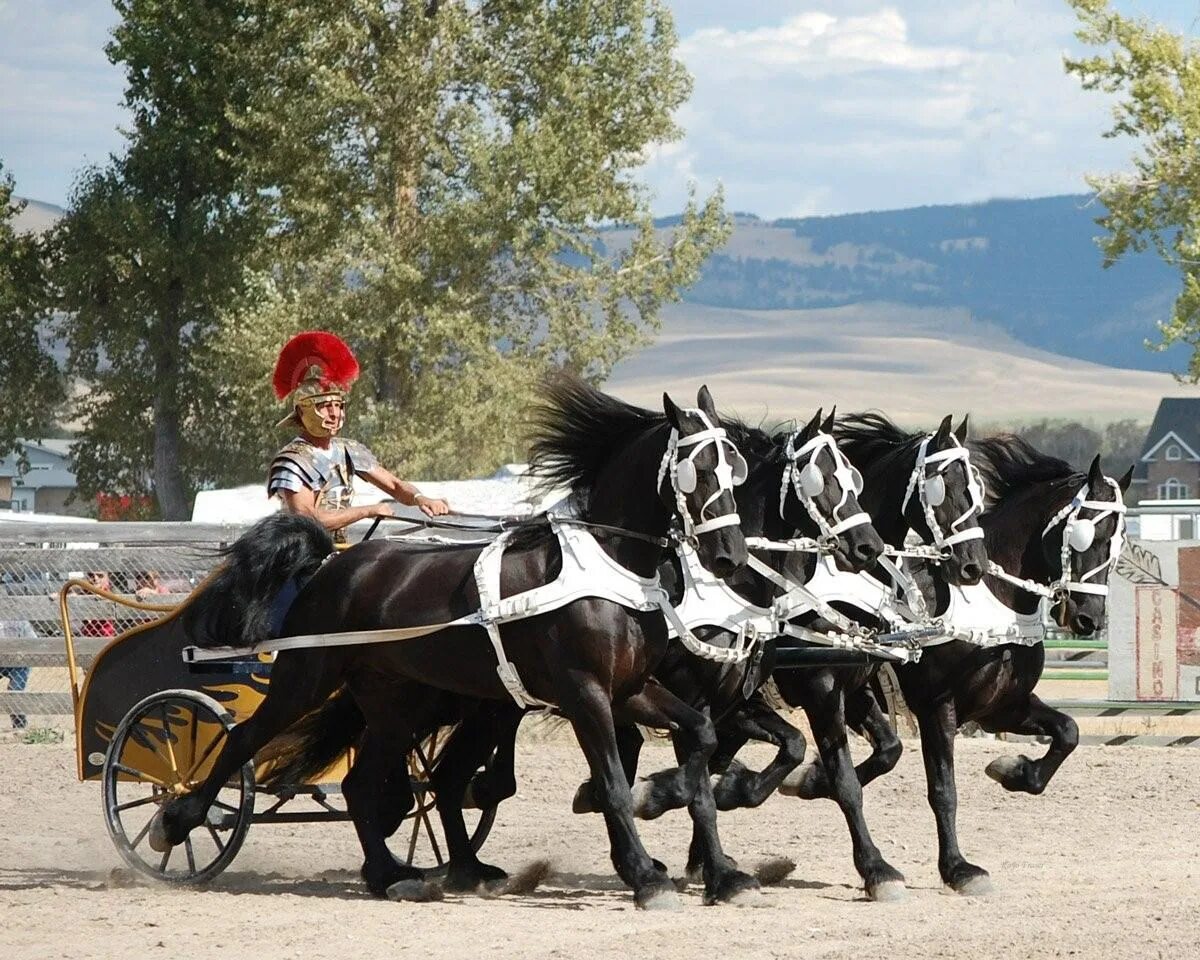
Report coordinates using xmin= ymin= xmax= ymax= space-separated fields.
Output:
xmin=970 ymin=434 xmax=1083 ymax=506
xmin=721 ymin=417 xmax=783 ymax=462
xmin=527 ymin=375 xmax=665 ymax=512
xmin=832 ymin=411 xmax=926 ymax=473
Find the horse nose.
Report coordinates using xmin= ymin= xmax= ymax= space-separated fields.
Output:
xmin=1072 ymin=613 xmax=1096 ymax=636
xmin=853 ymin=540 xmax=881 ymax=564
xmin=709 ymin=556 xmax=739 ymax=580
xmin=960 ymin=560 xmax=983 ymax=584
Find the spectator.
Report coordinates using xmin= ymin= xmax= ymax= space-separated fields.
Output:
xmin=0 ymin=619 xmax=36 ymax=730
xmin=134 ymin=571 xmax=170 ymax=601
xmin=80 ymin=571 xmax=116 ymax=639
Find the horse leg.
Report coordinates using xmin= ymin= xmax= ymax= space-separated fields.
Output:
xmin=343 ymin=727 xmax=423 ymax=897
xmin=710 ymin=693 xmax=807 ymax=810
xmin=795 ymin=673 xmax=906 ymax=901
xmin=571 ymin=724 xmax=644 ymax=814
xmin=915 ymin=698 xmax=992 ymax=895
xmin=850 ymin=684 xmax=903 ymax=788
xmin=781 ymin=677 xmax=902 ymax=799
xmin=980 ymin=694 xmax=1078 ymax=795
xmin=616 ymin=681 xmax=760 ymax=905
xmin=462 ymin=703 xmax=525 ymax=811
xmin=152 ymin=650 xmax=341 ymax=850
xmin=433 ymin=703 xmax=522 ymax=893
xmin=684 ymin=696 xmax=805 ymax=884
xmin=557 ymin=676 xmax=677 ymax=909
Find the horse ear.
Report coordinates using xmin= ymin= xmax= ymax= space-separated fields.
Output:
xmin=821 ymin=406 xmax=836 ymax=434
xmin=954 ymin=414 xmax=969 ymax=443
xmin=935 ymin=414 xmax=953 ymax=441
xmin=1118 ymin=464 xmax=1134 ymax=493
xmin=1088 ymin=453 xmax=1103 ymax=487
xmin=663 ymin=392 xmax=681 ymax=430
xmin=802 ymin=408 xmax=822 ymax=440
xmin=696 ymin=384 xmax=718 ymax=421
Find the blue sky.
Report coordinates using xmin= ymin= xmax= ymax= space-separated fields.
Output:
xmin=1 ymin=1 xmax=1196 ymax=217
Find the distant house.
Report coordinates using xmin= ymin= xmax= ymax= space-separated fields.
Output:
xmin=0 ymin=440 xmax=86 ymax=516
xmin=1132 ymin=398 xmax=1200 ymax=502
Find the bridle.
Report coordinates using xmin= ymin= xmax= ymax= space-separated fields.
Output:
xmin=1041 ymin=477 xmax=1127 ymax=599
xmin=656 ymin=409 xmax=748 ymax=542
xmin=900 ymin=434 xmax=986 ymax=553
xmin=781 ymin=430 xmax=872 ymax=549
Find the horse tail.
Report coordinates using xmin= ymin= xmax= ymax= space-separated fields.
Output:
xmin=183 ymin=513 xmax=334 ymax=650
xmin=256 ymin=687 xmax=365 ymax=789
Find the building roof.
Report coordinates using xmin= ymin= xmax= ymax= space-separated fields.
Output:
xmin=1134 ymin=398 xmax=1200 ymax=482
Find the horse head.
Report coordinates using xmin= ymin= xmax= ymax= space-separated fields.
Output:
xmin=661 ymin=385 xmax=749 ymax=580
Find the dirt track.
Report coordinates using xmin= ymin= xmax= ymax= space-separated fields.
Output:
xmin=1 ymin=734 xmax=1197 ymax=960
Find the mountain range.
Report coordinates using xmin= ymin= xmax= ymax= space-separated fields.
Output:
xmin=14 ymin=193 xmax=1198 ymax=424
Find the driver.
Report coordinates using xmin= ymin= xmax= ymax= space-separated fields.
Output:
xmin=268 ymin=331 xmax=450 ymax=543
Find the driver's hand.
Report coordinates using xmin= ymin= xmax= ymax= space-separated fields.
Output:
xmin=371 ymin=503 xmax=395 ymax=518
xmin=416 ymin=495 xmax=450 ymax=517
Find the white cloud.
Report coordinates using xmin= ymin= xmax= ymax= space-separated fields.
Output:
xmin=642 ymin=2 xmax=1134 ymax=217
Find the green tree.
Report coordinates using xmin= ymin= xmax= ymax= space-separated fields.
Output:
xmin=0 ymin=162 xmax=63 ymax=460
xmin=1066 ymin=1 xmax=1200 ymax=376
xmin=52 ymin=1 xmax=268 ymax=518
xmin=210 ymin=0 xmax=728 ymax=480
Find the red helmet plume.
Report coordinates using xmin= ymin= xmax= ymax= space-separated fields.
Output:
xmin=272 ymin=331 xmax=360 ymax=401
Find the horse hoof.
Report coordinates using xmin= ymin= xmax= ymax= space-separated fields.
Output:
xmin=386 ymin=879 xmax=445 ymax=903
xmin=950 ymin=874 xmax=994 ymax=897
xmin=778 ymin=764 xmax=821 ymax=799
xmin=147 ymin=810 xmax=173 ymax=854
xmin=869 ymin=880 xmax=907 ymax=902
xmin=684 ymin=863 xmax=704 ymax=885
xmin=571 ymin=782 xmax=600 ymax=815
xmin=984 ymin=756 xmax=1030 ymax=792
xmin=636 ymin=886 xmax=682 ymax=911
xmin=630 ymin=779 xmax=661 ymax=820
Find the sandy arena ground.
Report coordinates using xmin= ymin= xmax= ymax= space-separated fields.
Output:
xmin=1 ymin=733 xmax=1197 ymax=960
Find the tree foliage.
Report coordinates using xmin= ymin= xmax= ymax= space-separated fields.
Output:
xmin=208 ymin=0 xmax=728 ymax=480
xmin=51 ymin=0 xmax=270 ymax=518
xmin=0 ymin=162 xmax=63 ymax=461
xmin=1066 ymin=0 xmax=1200 ymax=377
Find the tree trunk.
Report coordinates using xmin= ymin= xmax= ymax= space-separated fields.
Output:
xmin=152 ymin=277 xmax=190 ymax=520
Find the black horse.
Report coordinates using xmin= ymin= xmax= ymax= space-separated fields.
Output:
xmin=151 ymin=378 xmax=751 ymax=909
xmin=565 ymin=409 xmax=886 ymax=877
xmin=754 ymin=412 xmax=989 ymax=900
xmin=783 ymin=433 xmax=1131 ymax=896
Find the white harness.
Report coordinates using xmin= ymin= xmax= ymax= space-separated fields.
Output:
xmin=900 ymin=435 xmax=986 ymax=550
xmin=188 ymin=417 xmax=752 ymax=709
xmin=912 ymin=474 xmax=1128 ymax=648
xmin=667 ymin=430 xmax=923 ymax=666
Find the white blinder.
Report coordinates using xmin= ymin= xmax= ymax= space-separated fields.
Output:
xmin=676 ymin=458 xmax=698 ymax=494
xmin=799 ymin=461 xmax=825 ymax=498
xmin=849 ymin=466 xmax=864 ymax=496
xmin=924 ymin=474 xmax=946 ymax=508
xmin=1068 ymin=518 xmax=1096 ymax=553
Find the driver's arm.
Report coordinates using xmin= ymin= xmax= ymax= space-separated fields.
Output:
xmin=360 ymin=465 xmax=450 ymax=517
xmin=278 ymin=486 xmax=393 ymax=532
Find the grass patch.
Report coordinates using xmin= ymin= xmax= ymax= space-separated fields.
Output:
xmin=20 ymin=727 xmax=65 ymax=745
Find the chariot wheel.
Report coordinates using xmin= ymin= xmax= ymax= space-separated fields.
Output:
xmin=102 ymin=689 xmax=255 ymax=885
xmin=400 ymin=725 xmax=497 ymax=870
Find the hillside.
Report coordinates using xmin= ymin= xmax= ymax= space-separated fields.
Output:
xmin=606 ymin=300 xmax=1197 ymax=426
xmin=605 ymin=195 xmax=1183 ymax=372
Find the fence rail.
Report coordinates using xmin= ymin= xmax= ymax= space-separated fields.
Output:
xmin=0 ymin=522 xmax=240 ymax=723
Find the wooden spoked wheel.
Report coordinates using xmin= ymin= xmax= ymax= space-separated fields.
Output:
xmin=400 ymin=725 xmax=497 ymax=870
xmin=102 ymin=690 xmax=255 ymax=884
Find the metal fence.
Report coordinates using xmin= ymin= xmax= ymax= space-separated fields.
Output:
xmin=0 ymin=521 xmax=247 ymax=729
